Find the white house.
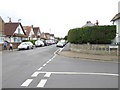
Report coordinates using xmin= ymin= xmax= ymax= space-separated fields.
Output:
xmin=4 ymin=22 xmax=26 ymax=43
xmin=0 ymin=16 xmax=5 ymax=43
xmin=111 ymin=1 xmax=120 ymax=44
xmin=23 ymin=26 xmax=34 ymax=40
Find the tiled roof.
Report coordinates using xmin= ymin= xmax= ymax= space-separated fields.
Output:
xmin=23 ymin=26 xmax=32 ymax=37
xmin=82 ymin=21 xmax=94 ymax=27
xmin=50 ymin=34 xmax=54 ymax=36
xmin=33 ymin=27 xmax=41 ymax=36
xmin=4 ymin=22 xmax=25 ymax=36
xmin=111 ymin=13 xmax=120 ymax=21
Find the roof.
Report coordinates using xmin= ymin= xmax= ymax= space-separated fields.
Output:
xmin=33 ymin=27 xmax=41 ymax=36
xmin=4 ymin=22 xmax=26 ymax=36
xmin=50 ymin=34 xmax=54 ymax=36
xmin=40 ymin=32 xmax=46 ymax=39
xmin=23 ymin=26 xmax=33 ymax=36
xmin=82 ymin=21 xmax=94 ymax=27
xmin=111 ymin=13 xmax=120 ymax=21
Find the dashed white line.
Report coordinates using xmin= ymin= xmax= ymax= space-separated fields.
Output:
xmin=37 ymin=79 xmax=47 ymax=88
xmin=38 ymin=67 xmax=43 ymax=70
xmin=21 ymin=79 xmax=33 ymax=87
xmin=46 ymin=61 xmax=50 ymax=64
xmin=44 ymin=72 xmax=51 ymax=77
xmin=31 ymin=72 xmax=40 ymax=77
xmin=43 ymin=64 xmax=47 ymax=67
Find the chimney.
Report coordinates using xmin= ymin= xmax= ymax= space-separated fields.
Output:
xmin=8 ymin=17 xmax=11 ymax=22
xmin=31 ymin=25 xmax=33 ymax=28
xmin=118 ymin=1 xmax=120 ymax=13
xmin=96 ymin=20 xmax=99 ymax=25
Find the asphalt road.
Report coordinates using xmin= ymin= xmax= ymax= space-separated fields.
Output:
xmin=2 ymin=45 xmax=119 ymax=88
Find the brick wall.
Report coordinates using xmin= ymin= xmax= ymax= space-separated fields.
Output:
xmin=0 ymin=42 xmax=21 ymax=50
xmin=70 ymin=43 xmax=119 ymax=56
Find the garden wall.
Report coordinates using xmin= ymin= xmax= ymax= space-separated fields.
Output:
xmin=70 ymin=43 xmax=119 ymax=56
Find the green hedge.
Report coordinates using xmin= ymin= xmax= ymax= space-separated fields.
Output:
xmin=68 ymin=25 xmax=116 ymax=44
xmin=22 ymin=40 xmax=36 ymax=45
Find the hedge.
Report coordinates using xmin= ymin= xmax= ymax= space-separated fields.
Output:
xmin=68 ymin=25 xmax=116 ymax=44
xmin=22 ymin=40 xmax=36 ymax=45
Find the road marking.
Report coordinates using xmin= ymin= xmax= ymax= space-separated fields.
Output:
xmin=38 ymin=71 xmax=119 ymax=77
xmin=31 ymin=72 xmax=40 ymax=77
xmin=59 ymin=48 xmax=64 ymax=53
xmin=38 ymin=67 xmax=43 ymax=70
xmin=43 ymin=64 xmax=47 ymax=67
xmin=21 ymin=79 xmax=33 ymax=87
xmin=37 ymin=79 xmax=47 ymax=87
xmin=44 ymin=72 xmax=51 ymax=77
xmin=54 ymin=48 xmax=60 ymax=55
xmin=49 ymin=59 xmax=52 ymax=61
xmin=46 ymin=61 xmax=49 ymax=63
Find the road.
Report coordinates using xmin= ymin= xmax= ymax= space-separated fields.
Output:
xmin=2 ymin=44 xmax=118 ymax=88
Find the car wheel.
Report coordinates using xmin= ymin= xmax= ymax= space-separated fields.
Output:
xmin=27 ymin=46 xmax=29 ymax=50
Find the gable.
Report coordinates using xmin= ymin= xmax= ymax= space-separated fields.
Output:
xmin=14 ymin=24 xmax=25 ymax=35
xmin=29 ymin=28 xmax=34 ymax=36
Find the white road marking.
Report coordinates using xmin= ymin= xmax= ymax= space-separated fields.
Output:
xmin=43 ymin=64 xmax=47 ymax=67
xmin=49 ymin=59 xmax=52 ymax=61
xmin=31 ymin=72 xmax=40 ymax=77
xmin=21 ymin=79 xmax=33 ymax=87
xmin=44 ymin=72 xmax=51 ymax=77
xmin=37 ymin=79 xmax=47 ymax=87
xmin=38 ymin=67 xmax=43 ymax=70
xmin=54 ymin=48 xmax=60 ymax=55
xmin=59 ymin=48 xmax=64 ymax=53
xmin=38 ymin=71 xmax=119 ymax=77
xmin=46 ymin=61 xmax=50 ymax=64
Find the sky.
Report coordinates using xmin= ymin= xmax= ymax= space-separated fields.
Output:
xmin=0 ymin=0 xmax=120 ymax=38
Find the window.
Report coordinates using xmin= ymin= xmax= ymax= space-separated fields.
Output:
xmin=18 ymin=28 xmax=20 ymax=34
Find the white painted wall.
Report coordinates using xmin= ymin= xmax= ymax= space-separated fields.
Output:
xmin=14 ymin=25 xmax=24 ymax=34
xmin=118 ymin=1 xmax=120 ymax=13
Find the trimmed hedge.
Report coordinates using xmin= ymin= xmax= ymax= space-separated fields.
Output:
xmin=68 ymin=25 xmax=116 ymax=44
xmin=22 ymin=40 xmax=36 ymax=45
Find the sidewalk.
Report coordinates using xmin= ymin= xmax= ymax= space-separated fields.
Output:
xmin=58 ymin=43 xmax=119 ymax=63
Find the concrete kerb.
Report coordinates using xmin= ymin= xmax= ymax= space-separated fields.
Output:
xmin=57 ymin=43 xmax=119 ymax=63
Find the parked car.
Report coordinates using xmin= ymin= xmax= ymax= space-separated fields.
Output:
xmin=18 ymin=42 xmax=34 ymax=50
xmin=56 ymin=41 xmax=65 ymax=47
xmin=35 ymin=40 xmax=44 ymax=47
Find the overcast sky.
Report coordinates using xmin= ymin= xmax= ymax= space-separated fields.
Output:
xmin=0 ymin=0 xmax=119 ymax=37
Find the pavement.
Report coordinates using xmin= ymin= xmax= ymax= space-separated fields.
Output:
xmin=58 ymin=43 xmax=119 ymax=63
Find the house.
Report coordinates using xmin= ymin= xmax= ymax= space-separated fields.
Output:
xmin=40 ymin=32 xmax=47 ymax=40
xmin=4 ymin=22 xmax=26 ymax=43
xmin=50 ymin=34 xmax=55 ymax=40
xmin=44 ymin=33 xmax=50 ymax=40
xmin=0 ymin=17 xmax=5 ymax=50
xmin=82 ymin=21 xmax=94 ymax=27
xmin=33 ymin=27 xmax=41 ymax=40
xmin=111 ymin=1 xmax=120 ymax=44
xmin=0 ymin=16 xmax=5 ymax=43
xmin=23 ymin=26 xmax=34 ymax=40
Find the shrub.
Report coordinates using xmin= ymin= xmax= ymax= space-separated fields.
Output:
xmin=68 ymin=25 xmax=116 ymax=44
xmin=22 ymin=40 xmax=36 ymax=45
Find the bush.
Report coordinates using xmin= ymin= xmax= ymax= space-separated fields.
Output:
xmin=22 ymin=40 xmax=36 ymax=45
xmin=68 ymin=25 xmax=116 ymax=44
